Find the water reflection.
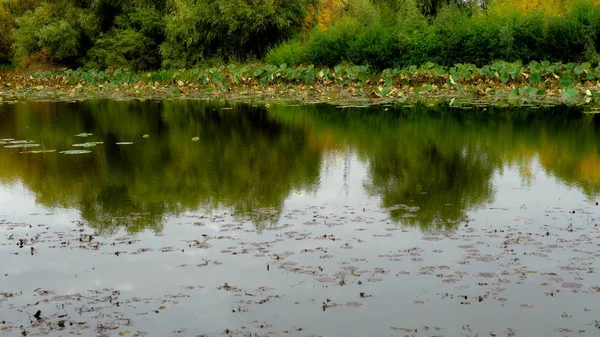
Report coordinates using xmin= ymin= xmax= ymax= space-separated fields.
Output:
xmin=0 ymin=101 xmax=321 ymax=232
xmin=269 ymin=105 xmax=600 ymax=228
xmin=1 ymin=101 xmax=599 ymax=232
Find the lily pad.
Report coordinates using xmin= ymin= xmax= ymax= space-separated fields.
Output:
xmin=73 ymin=142 xmax=100 ymax=148
xmin=20 ymin=149 xmax=56 ymax=154
xmin=7 ymin=140 xmax=33 ymax=144
xmin=5 ymin=143 xmax=41 ymax=149
xmin=192 ymin=137 xmax=200 ymax=142
xmin=60 ymin=150 xmax=92 ymax=155
xmin=75 ymin=133 xmax=93 ymax=137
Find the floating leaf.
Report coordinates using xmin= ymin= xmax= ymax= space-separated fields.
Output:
xmin=20 ymin=150 xmax=56 ymax=154
xmin=142 ymin=134 xmax=150 ymax=138
xmin=116 ymin=142 xmax=134 ymax=145
xmin=5 ymin=143 xmax=40 ymax=149
xmin=558 ymin=76 xmax=573 ymax=89
xmin=191 ymin=137 xmax=200 ymax=142
xmin=562 ymin=88 xmax=579 ymax=100
xmin=73 ymin=142 xmax=99 ymax=148
xmin=75 ymin=133 xmax=93 ymax=137
xmin=60 ymin=150 xmax=92 ymax=155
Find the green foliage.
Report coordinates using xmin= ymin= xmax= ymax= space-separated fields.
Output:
xmin=6 ymin=0 xmax=600 ymax=70
xmin=266 ymin=0 xmax=600 ymax=68
xmin=372 ymin=0 xmax=471 ymax=16
xmin=546 ymin=0 xmax=600 ymax=63
xmin=303 ymin=16 xmax=363 ymax=66
xmin=85 ymin=6 xmax=165 ymax=70
xmin=12 ymin=1 xmax=100 ymax=67
xmin=0 ymin=0 xmax=46 ymax=64
xmin=85 ymin=29 xmax=159 ymax=70
xmin=266 ymin=38 xmax=308 ymax=66
xmin=160 ymin=0 xmax=311 ymax=68
xmin=293 ymin=0 xmax=401 ymax=69
xmin=0 ymin=3 xmax=12 ymax=64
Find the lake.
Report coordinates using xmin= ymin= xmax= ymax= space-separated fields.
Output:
xmin=1 ymin=100 xmax=599 ymax=337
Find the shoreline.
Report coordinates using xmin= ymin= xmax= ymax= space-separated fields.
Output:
xmin=2 ymin=63 xmax=600 ymax=108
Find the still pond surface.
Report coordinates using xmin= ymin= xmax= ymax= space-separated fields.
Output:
xmin=1 ymin=100 xmax=600 ymax=337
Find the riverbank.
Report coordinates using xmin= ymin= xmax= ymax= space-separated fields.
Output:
xmin=2 ymin=62 xmax=600 ymax=109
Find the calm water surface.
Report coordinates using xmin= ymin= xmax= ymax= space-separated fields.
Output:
xmin=1 ymin=100 xmax=600 ymax=337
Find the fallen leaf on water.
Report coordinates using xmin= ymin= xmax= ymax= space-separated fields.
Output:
xmin=60 ymin=150 xmax=91 ymax=155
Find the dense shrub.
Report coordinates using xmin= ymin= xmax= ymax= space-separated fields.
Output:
xmin=85 ymin=6 xmax=165 ymax=70
xmin=0 ymin=0 xmax=46 ymax=65
xmin=12 ymin=1 xmax=100 ymax=68
xmin=545 ymin=0 xmax=600 ymax=63
xmin=267 ymin=0 xmax=401 ymax=69
xmin=160 ymin=0 xmax=311 ymax=68
xmin=5 ymin=0 xmax=600 ymax=70
xmin=0 ymin=3 xmax=12 ymax=64
xmin=265 ymin=39 xmax=308 ymax=66
xmin=267 ymin=0 xmax=600 ymax=68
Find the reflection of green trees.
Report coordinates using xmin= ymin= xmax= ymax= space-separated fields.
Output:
xmin=2 ymin=101 xmax=600 ymax=233
xmin=0 ymin=100 xmax=321 ymax=233
xmin=269 ymin=104 xmax=600 ymax=230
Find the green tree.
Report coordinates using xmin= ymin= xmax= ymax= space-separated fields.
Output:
xmin=160 ymin=0 xmax=312 ymax=68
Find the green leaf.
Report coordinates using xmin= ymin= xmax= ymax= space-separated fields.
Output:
xmin=142 ymin=134 xmax=150 ymax=138
xmin=562 ymin=88 xmax=579 ymax=100
xmin=192 ymin=137 xmax=200 ymax=142
xmin=558 ymin=76 xmax=573 ymax=89
xmin=528 ymin=73 xmax=542 ymax=86
xmin=519 ymin=86 xmax=537 ymax=98
xmin=75 ymin=133 xmax=93 ymax=137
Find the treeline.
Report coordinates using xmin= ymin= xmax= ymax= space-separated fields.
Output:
xmin=268 ymin=0 xmax=600 ymax=69
xmin=1 ymin=0 xmax=600 ymax=70
xmin=0 ymin=0 xmax=311 ymax=70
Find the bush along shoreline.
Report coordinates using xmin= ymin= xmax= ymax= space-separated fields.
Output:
xmin=3 ymin=0 xmax=600 ymax=71
xmin=2 ymin=61 xmax=600 ymax=109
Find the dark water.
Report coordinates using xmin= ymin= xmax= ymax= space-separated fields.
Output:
xmin=1 ymin=100 xmax=599 ymax=337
